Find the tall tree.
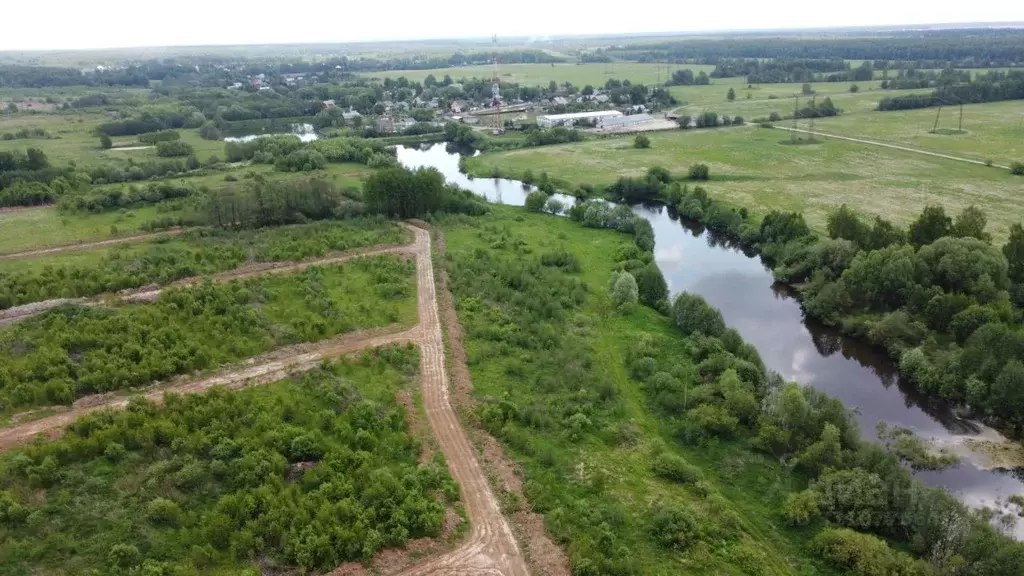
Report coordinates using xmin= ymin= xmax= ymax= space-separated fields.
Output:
xmin=909 ymin=205 xmax=952 ymax=247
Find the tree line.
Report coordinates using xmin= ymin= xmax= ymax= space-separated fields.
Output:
xmin=878 ymin=70 xmax=1024 ymax=111
xmin=609 ymin=29 xmax=1024 ymax=67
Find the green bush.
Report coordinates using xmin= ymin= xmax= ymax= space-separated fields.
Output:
xmin=1010 ymin=161 xmax=1024 ymax=175
xmin=525 ymin=190 xmax=549 ymax=212
xmin=783 ymin=490 xmax=820 ymax=526
xmin=650 ymin=453 xmax=703 ymax=484
xmin=812 ymin=528 xmax=935 ymax=576
xmin=672 ymin=292 xmax=726 ymax=337
xmin=649 ymin=505 xmax=700 ymax=550
xmin=155 ymin=140 xmax=194 ymax=157
xmin=634 ymin=134 xmax=651 ymax=149
xmin=688 ymin=163 xmax=710 ymax=180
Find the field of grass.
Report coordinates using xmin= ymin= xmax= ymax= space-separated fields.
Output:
xmin=464 ymin=126 xmax=1024 ymax=242
xmin=360 ymin=62 xmax=716 ymax=87
xmin=0 ymin=204 xmax=186 ymax=254
xmin=667 ymin=77 xmax=932 ymax=120
xmin=811 ymin=99 xmax=1024 ymax=166
xmin=0 ymin=347 xmax=460 ymax=575
xmin=440 ymin=206 xmax=837 ymax=574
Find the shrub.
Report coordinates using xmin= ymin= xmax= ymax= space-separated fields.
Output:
xmin=634 ymin=134 xmax=651 ymax=149
xmin=524 ymin=190 xmax=549 ymax=212
xmin=1011 ymin=161 xmax=1024 ymax=175
xmin=146 ymin=498 xmax=181 ymax=526
xmin=610 ymin=271 xmax=639 ymax=309
xmin=651 ymin=453 xmax=703 ymax=484
xmin=156 ymin=140 xmax=195 ymax=157
xmin=672 ymin=292 xmax=726 ymax=337
xmin=544 ymin=197 xmax=566 ymax=215
xmin=649 ymin=505 xmax=700 ymax=550
xmin=783 ymin=490 xmax=820 ymax=526
xmin=199 ymin=121 xmax=222 ymax=141
xmin=811 ymin=528 xmax=933 ymax=576
xmin=634 ymin=264 xmax=669 ymax=308
xmin=688 ymin=163 xmax=710 ymax=181
xmin=99 ymin=134 xmax=112 ymax=149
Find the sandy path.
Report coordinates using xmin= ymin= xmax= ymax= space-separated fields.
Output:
xmin=772 ymin=126 xmax=1012 ymax=169
xmin=0 ymin=241 xmax=418 ymax=326
xmin=0 ymin=228 xmax=187 ymax=260
xmin=0 ymin=222 xmax=529 ymax=576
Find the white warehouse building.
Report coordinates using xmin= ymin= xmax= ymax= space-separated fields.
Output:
xmin=536 ymin=110 xmax=622 ymax=128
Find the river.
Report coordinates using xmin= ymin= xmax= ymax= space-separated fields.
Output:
xmin=396 ymin=142 xmax=1024 ymax=535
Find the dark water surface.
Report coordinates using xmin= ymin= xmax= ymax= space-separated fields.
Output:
xmin=396 ymin=143 xmax=1024 ymax=535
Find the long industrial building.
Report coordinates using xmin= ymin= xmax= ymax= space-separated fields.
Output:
xmin=536 ymin=110 xmax=622 ymax=128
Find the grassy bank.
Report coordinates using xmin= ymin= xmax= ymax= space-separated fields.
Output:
xmin=438 ymin=204 xmax=1024 ymax=575
xmin=462 ymin=126 xmax=1023 ymax=242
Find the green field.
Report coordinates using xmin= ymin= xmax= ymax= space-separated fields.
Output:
xmin=464 ymin=126 xmax=1024 ymax=241
xmin=359 ymin=62 xmax=716 ymax=87
xmin=812 ymin=99 xmax=1024 ymax=166
xmin=0 ymin=205 xmax=185 ymax=254
xmin=667 ymin=78 xmax=932 ymax=120
xmin=0 ymin=348 xmax=460 ymax=575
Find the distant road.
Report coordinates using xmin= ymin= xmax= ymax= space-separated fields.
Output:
xmin=772 ymin=126 xmax=1011 ymax=170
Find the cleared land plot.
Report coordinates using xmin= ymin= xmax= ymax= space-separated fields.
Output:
xmin=464 ymin=126 xmax=1024 ymax=241
xmin=811 ymin=100 xmax=1024 ymax=167
xmin=360 ymin=62 xmax=715 ymax=87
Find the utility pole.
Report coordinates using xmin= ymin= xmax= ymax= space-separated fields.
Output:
xmin=809 ymin=95 xmax=816 ymax=138
xmin=792 ymin=94 xmax=799 ymax=143
xmin=933 ymin=102 xmax=943 ymax=133
xmin=959 ymin=103 xmax=964 ymax=133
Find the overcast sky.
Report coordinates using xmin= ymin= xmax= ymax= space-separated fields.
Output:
xmin=2 ymin=1 xmax=1022 ymax=51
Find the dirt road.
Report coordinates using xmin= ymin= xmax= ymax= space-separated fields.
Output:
xmin=0 ymin=222 xmax=530 ymax=575
xmin=772 ymin=126 xmax=1012 ymax=170
xmin=0 ymin=228 xmax=187 ymax=260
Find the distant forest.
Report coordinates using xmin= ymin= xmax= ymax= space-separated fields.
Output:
xmin=609 ymin=29 xmax=1024 ymax=67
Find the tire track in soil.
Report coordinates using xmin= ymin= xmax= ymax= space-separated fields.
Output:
xmin=0 ymin=228 xmax=187 ymax=260
xmin=0 ymin=223 xmax=531 ymax=576
xmin=0 ymin=240 xmax=418 ymax=326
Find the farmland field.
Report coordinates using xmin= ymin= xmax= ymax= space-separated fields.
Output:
xmin=463 ymin=126 xmax=1024 ymax=241
xmin=667 ymin=78 xmax=932 ymax=120
xmin=811 ymin=99 xmax=1024 ymax=166
xmin=359 ymin=62 xmax=716 ymax=87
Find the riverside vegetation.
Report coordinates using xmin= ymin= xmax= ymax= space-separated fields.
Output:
xmin=506 ymin=162 xmax=1024 ymax=441
xmin=437 ymin=204 xmax=1024 ymax=576
xmin=0 ymin=346 xmax=461 ymax=575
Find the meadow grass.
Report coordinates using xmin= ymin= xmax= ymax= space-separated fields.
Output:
xmin=812 ymin=99 xmax=1024 ymax=166
xmin=359 ymin=62 xmax=716 ymax=87
xmin=0 ymin=205 xmax=182 ymax=254
xmin=464 ymin=126 xmax=1024 ymax=241
xmin=442 ymin=205 xmax=835 ymax=574
xmin=667 ymin=77 xmax=932 ymax=120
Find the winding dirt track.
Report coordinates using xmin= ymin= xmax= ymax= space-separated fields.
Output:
xmin=0 ymin=223 xmax=529 ymax=576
